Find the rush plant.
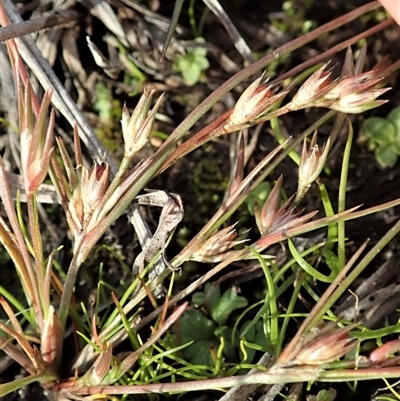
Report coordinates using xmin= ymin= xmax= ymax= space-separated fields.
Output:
xmin=0 ymin=1 xmax=400 ymax=400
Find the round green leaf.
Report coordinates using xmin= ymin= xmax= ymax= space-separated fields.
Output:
xmin=177 ymin=310 xmax=215 ymax=342
xmin=210 ymin=287 xmax=248 ymax=326
xmin=178 ymin=54 xmax=194 ymax=70
xmin=193 ymin=53 xmax=210 ymax=70
xmin=375 ymin=146 xmax=398 ymax=168
xmin=315 ymin=388 xmax=337 ymax=401
xmin=205 ymin=286 xmax=222 ymax=312
xmin=246 ymin=182 xmax=272 ymax=216
xmin=388 ymin=106 xmax=400 ymax=134
xmin=362 ymin=117 xmax=396 ymax=145
xmin=183 ymin=339 xmax=217 ymax=366
xmin=193 ymin=46 xmax=207 ymax=58
xmin=192 ymin=292 xmax=206 ymax=306
xmin=321 ymin=248 xmax=339 ymax=275
xmin=393 ymin=134 xmax=400 ymax=155
xmin=182 ymin=63 xmax=201 ymax=86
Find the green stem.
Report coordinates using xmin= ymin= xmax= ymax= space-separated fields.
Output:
xmin=0 ymin=371 xmax=59 ymax=396
xmin=0 ymin=162 xmax=41 ymax=323
xmin=27 ymin=195 xmax=47 ymax=323
xmin=104 ymin=156 xmax=132 ymax=196
xmin=58 ymin=243 xmax=83 ymax=328
xmin=338 ymin=120 xmax=353 ymax=270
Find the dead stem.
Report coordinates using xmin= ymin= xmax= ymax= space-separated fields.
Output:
xmin=0 ymin=9 xmax=81 ymax=43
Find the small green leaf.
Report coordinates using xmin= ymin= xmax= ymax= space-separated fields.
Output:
xmin=387 ymin=105 xmax=400 ymax=134
xmin=253 ymin=329 xmax=269 ymax=351
xmin=193 ymin=46 xmax=207 ymax=57
xmin=321 ymin=248 xmax=339 ymax=276
xmin=375 ymin=146 xmax=398 ymax=168
xmin=193 ymin=50 xmax=210 ymax=70
xmin=316 ymin=388 xmax=337 ymax=401
xmin=192 ymin=290 xmax=206 ymax=306
xmin=178 ymin=310 xmax=215 ymax=342
xmin=389 ymin=106 xmax=400 ymax=154
xmin=192 ymin=283 xmax=221 ymax=309
xmin=393 ymin=134 xmax=400 ymax=155
xmin=177 ymin=54 xmax=194 ymax=71
xmin=172 ymin=41 xmax=209 ymax=86
xmin=204 ymin=283 xmax=222 ymax=312
xmin=183 ymin=339 xmax=217 ymax=366
xmin=362 ymin=117 xmax=396 ymax=145
xmin=246 ymin=182 xmax=272 ymax=215
xmin=210 ymin=287 xmax=248 ymax=326
xmin=181 ymin=63 xmax=202 ymax=86
xmin=241 ymin=320 xmax=256 ymax=342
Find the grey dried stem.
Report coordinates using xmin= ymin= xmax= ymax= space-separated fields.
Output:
xmin=0 ymin=9 xmax=80 ymax=43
